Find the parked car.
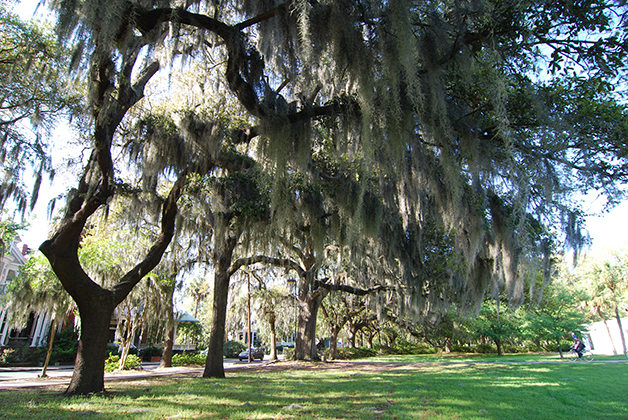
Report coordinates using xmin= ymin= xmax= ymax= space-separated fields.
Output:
xmin=238 ymin=348 xmax=264 ymax=361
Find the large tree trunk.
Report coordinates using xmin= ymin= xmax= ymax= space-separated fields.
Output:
xmin=294 ymin=289 xmax=325 ymax=361
xmin=204 ymin=268 xmax=229 ymax=377
xmin=40 ymin=169 xmax=184 ymax=395
xmin=347 ymin=319 xmax=359 ymax=348
xmin=66 ymin=297 xmax=115 ymax=395
xmin=203 ymin=235 xmax=238 ymax=378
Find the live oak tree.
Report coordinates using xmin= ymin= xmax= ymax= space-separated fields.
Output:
xmin=181 ymin=161 xmax=272 ymax=378
xmin=13 ymin=0 xmax=628 ymax=394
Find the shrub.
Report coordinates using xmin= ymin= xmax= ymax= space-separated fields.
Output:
xmin=106 ymin=343 xmax=120 ymax=356
xmin=223 ymin=340 xmax=246 ymax=358
xmin=502 ymin=344 xmax=529 ymax=354
xmin=0 ymin=348 xmax=17 ymax=365
xmin=450 ymin=344 xmax=474 ymax=353
xmin=336 ymin=347 xmax=377 ymax=360
xmin=50 ymin=327 xmax=79 ymax=364
xmin=26 ymin=347 xmax=46 ymax=364
xmin=172 ymin=352 xmax=205 ymax=366
xmin=104 ymin=353 xmax=142 ymax=372
xmin=390 ymin=340 xmax=437 ymax=355
xmin=139 ymin=345 xmax=163 ymax=361
xmin=283 ymin=347 xmax=294 ymax=360
xmin=475 ymin=344 xmax=495 ymax=354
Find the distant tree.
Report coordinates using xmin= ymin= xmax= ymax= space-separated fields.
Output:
xmin=472 ymin=300 xmax=522 ymax=356
xmin=320 ymin=293 xmax=354 ymax=359
xmin=187 ymin=277 xmax=210 ymax=320
xmin=250 ymin=271 xmax=293 ymax=361
xmin=523 ymin=278 xmax=587 ymax=357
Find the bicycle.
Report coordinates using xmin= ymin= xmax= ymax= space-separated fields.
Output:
xmin=567 ymin=348 xmax=594 ymax=362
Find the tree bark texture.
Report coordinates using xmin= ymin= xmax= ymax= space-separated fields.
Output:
xmin=294 ymin=272 xmax=326 ymax=361
xmin=160 ymin=324 xmax=175 ymax=369
xmin=268 ymin=312 xmax=278 ymax=361
xmin=67 ymin=296 xmax=115 ymax=395
xmin=204 ymin=268 xmax=230 ymax=377
xmin=203 ymin=234 xmax=238 ymax=378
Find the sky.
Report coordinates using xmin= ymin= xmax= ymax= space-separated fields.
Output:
xmin=9 ymin=0 xmax=628 ymax=255
xmin=582 ymin=199 xmax=628 ymax=252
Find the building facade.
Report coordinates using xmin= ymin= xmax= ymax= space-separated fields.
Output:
xmin=585 ymin=316 xmax=628 ymax=355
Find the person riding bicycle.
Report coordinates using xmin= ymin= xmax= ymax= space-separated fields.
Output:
xmin=572 ymin=334 xmax=585 ymax=358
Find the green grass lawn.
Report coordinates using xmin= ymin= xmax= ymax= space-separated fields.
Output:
xmin=363 ymin=351 xmax=628 ymax=364
xmin=1 ymin=356 xmax=627 ymax=419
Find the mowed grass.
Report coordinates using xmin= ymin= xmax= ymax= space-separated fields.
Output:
xmin=363 ymin=352 xmax=628 ymax=364
xmin=1 ymin=357 xmax=627 ymax=419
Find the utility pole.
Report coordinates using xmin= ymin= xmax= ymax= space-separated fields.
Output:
xmin=247 ymin=271 xmax=252 ymax=363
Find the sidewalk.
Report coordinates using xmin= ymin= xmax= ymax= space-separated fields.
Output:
xmin=0 ymin=359 xmax=255 ymax=390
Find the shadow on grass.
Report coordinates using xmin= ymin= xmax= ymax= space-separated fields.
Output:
xmin=1 ymin=362 xmax=627 ymax=419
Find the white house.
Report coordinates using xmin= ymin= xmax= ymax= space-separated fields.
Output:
xmin=584 ymin=316 xmax=628 ymax=355
xmin=0 ymin=237 xmax=53 ymax=350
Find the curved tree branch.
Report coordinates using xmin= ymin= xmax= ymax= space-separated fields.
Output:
xmin=113 ymin=170 xmax=188 ymax=305
xmin=313 ymin=279 xmax=388 ymax=296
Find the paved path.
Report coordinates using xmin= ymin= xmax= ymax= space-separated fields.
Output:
xmin=0 ymin=359 xmax=259 ymax=390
